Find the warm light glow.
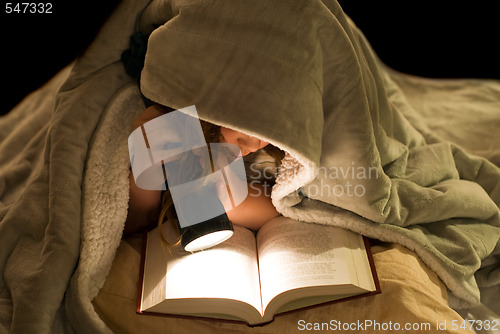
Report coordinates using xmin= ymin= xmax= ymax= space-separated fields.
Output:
xmin=184 ymin=230 xmax=234 ymax=252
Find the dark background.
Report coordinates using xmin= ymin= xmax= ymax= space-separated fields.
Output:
xmin=340 ymin=1 xmax=500 ymax=79
xmin=1 ymin=0 xmax=499 ymax=115
xmin=0 ymin=0 xmax=121 ymax=114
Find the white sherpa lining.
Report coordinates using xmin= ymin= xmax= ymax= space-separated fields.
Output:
xmin=78 ymin=83 xmax=144 ymax=330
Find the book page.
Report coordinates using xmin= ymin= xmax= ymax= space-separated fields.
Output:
xmin=346 ymin=229 xmax=377 ymax=292
xmin=256 ymin=217 xmax=354 ymax=310
xmin=159 ymin=224 xmax=262 ymax=314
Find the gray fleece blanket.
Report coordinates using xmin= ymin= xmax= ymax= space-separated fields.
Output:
xmin=0 ymin=0 xmax=499 ymax=332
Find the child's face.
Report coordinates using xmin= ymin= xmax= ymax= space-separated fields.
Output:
xmin=220 ymin=127 xmax=269 ymax=156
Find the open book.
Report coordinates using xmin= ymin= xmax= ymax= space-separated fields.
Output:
xmin=137 ymin=216 xmax=379 ymax=326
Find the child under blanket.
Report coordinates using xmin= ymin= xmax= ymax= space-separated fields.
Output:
xmin=118 ymin=0 xmax=500 ymax=316
xmin=124 ymin=103 xmax=284 ymax=238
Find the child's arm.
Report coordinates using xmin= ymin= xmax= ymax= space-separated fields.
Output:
xmin=226 ymin=183 xmax=279 ymax=231
xmin=125 ymin=176 xmax=277 ymax=234
xmin=124 ymin=172 xmax=162 ymax=235
xmin=124 ymin=106 xmax=165 ymax=235
xmin=126 ymin=175 xmax=277 ymax=235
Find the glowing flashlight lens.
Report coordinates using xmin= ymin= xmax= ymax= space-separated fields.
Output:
xmin=184 ymin=230 xmax=234 ymax=252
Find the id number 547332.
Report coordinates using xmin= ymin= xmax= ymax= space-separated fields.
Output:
xmin=5 ymin=3 xmax=53 ymax=14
